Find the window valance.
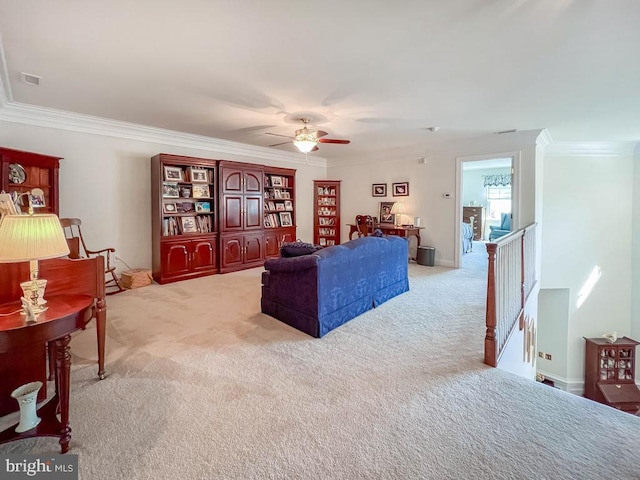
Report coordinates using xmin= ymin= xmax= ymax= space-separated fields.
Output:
xmin=483 ymin=174 xmax=511 ymax=187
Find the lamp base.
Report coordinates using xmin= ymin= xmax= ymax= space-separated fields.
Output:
xmin=20 ymin=278 xmax=48 ymax=315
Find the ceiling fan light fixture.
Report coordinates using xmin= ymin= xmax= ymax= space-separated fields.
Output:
xmin=293 ymin=140 xmax=317 ymax=153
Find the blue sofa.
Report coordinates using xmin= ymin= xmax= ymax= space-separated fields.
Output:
xmin=261 ymin=236 xmax=409 ymax=337
xmin=489 ymin=213 xmax=512 ymax=241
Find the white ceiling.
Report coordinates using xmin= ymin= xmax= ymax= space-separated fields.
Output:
xmin=0 ymin=1 xmax=638 ymax=159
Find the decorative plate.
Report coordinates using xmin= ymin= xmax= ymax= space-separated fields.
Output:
xmin=8 ymin=163 xmax=26 ymax=184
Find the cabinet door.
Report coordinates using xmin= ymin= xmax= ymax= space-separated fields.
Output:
xmin=244 ymin=234 xmax=264 ymax=263
xmin=191 ymin=239 xmax=217 ymax=272
xmin=244 ymin=169 xmax=263 ymax=193
xmin=244 ymin=195 xmax=263 ymax=230
xmin=161 ymin=241 xmax=191 ymax=279
xmin=220 ymin=167 xmax=243 ymax=194
xmin=264 ymin=231 xmax=280 ymax=258
xmin=220 ymin=236 xmax=243 ymax=269
xmin=221 ymin=195 xmax=243 ymax=231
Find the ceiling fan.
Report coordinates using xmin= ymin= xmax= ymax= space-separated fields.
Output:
xmin=266 ymin=119 xmax=350 ymax=153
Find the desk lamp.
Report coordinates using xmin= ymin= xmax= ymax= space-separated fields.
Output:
xmin=0 ymin=196 xmax=69 ymax=316
xmin=390 ymin=202 xmax=407 ymax=227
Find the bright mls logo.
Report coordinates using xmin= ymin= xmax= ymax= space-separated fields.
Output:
xmin=0 ymin=455 xmax=78 ymax=479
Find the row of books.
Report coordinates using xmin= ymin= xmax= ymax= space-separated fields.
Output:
xmin=162 ymin=215 xmax=212 ymax=236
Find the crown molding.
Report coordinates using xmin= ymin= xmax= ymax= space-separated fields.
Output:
xmin=536 ymin=129 xmax=553 ymax=149
xmin=0 ymin=33 xmax=10 ymax=107
xmin=546 ymin=141 xmax=638 ymax=157
xmin=0 ymin=101 xmax=327 ymax=168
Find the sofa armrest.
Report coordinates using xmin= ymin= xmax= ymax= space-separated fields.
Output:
xmin=264 ymin=254 xmax=320 ymax=272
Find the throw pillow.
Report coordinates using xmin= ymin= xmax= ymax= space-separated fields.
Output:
xmin=280 ymin=241 xmax=322 ymax=258
xmin=372 ymin=229 xmax=384 ymax=237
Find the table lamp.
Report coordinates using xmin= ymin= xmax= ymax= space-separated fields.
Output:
xmin=0 ymin=213 xmax=70 ymax=316
xmin=390 ymin=202 xmax=407 ymax=227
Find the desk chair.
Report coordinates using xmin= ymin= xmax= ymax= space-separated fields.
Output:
xmin=355 ymin=215 xmax=374 ymax=237
xmin=59 ymin=218 xmax=125 ymax=295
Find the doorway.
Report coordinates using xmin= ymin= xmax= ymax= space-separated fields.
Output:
xmin=455 ymin=154 xmax=516 ymax=268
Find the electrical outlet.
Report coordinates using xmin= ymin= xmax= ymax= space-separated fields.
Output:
xmin=544 ymin=353 xmax=552 ymax=361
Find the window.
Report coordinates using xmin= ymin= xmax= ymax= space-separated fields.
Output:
xmin=487 ymin=185 xmax=511 ymax=220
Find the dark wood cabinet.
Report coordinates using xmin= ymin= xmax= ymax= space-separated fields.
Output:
xmin=584 ymin=336 xmax=640 ymax=414
xmin=0 ymin=147 xmax=61 ymax=214
xmin=151 ymin=154 xmax=218 ymax=284
xmin=313 ymin=180 xmax=341 ymax=246
xmin=152 ymin=155 xmax=296 ymax=279
xmin=463 ymin=206 xmax=485 ymax=241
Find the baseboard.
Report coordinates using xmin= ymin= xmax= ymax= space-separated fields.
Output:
xmin=536 ymin=370 xmax=584 ymax=395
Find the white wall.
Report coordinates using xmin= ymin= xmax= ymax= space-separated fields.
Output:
xmin=0 ymin=120 xmax=326 ymax=271
xmin=328 ymin=131 xmax=542 ymax=267
xmin=540 ymin=152 xmax=634 ymax=390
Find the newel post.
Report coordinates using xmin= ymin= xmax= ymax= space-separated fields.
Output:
xmin=485 ymin=243 xmax=498 ymax=367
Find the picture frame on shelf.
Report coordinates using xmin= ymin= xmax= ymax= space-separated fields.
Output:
xmin=163 ymin=183 xmax=180 ymax=198
xmin=379 ymin=201 xmax=395 ymax=224
xmin=164 ymin=166 xmax=183 ymax=182
xmin=372 ymin=183 xmax=387 ymax=197
xmin=273 ymin=189 xmax=283 ymax=199
xmin=276 ymin=203 xmax=285 ymax=211
xmin=176 ymin=202 xmax=195 ymax=213
xmin=189 ymin=167 xmax=208 ymax=183
xmin=181 ymin=216 xmax=198 ymax=233
xmin=392 ymin=182 xmax=409 ymax=197
xmin=264 ymin=215 xmax=273 ymax=228
xmin=271 ymin=176 xmax=283 ymax=187
xmin=279 ymin=211 xmax=293 ymax=227
xmin=163 ymin=202 xmax=177 ymax=214
xmin=281 ymin=191 xmax=290 ymax=199
xmin=284 ymin=200 xmax=293 ymax=211
xmin=195 ymin=201 xmax=211 ymax=213
xmin=192 ymin=184 xmax=210 ymax=198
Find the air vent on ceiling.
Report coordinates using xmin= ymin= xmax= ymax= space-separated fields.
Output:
xmin=20 ymin=72 xmax=42 ymax=86
xmin=495 ymin=129 xmax=517 ymax=135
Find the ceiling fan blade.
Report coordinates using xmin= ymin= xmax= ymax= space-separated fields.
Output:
xmin=316 ymin=130 xmax=329 ymax=138
xmin=318 ymin=138 xmax=350 ymax=145
xmin=265 ymin=132 xmax=294 ymax=139
xmin=268 ymin=141 xmax=293 ymax=147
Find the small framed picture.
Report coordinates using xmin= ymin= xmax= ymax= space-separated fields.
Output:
xmin=273 ymin=189 xmax=283 ymax=199
xmin=189 ymin=167 xmax=208 ymax=183
xmin=176 ymin=202 xmax=195 ymax=213
xmin=372 ymin=183 xmax=387 ymax=197
xmin=271 ymin=176 xmax=283 ymax=187
xmin=392 ymin=182 xmax=409 ymax=197
xmin=264 ymin=215 xmax=273 ymax=228
xmin=276 ymin=203 xmax=285 ymax=211
xmin=379 ymin=201 xmax=395 ymax=224
xmin=181 ymin=216 xmax=198 ymax=233
xmin=29 ymin=190 xmax=46 ymax=208
xmin=279 ymin=211 xmax=293 ymax=227
xmin=195 ymin=201 xmax=211 ymax=213
xmin=163 ymin=183 xmax=180 ymax=198
xmin=164 ymin=166 xmax=183 ymax=182
xmin=192 ymin=184 xmax=210 ymax=198
xmin=284 ymin=200 xmax=293 ymax=211
xmin=163 ymin=202 xmax=177 ymax=214
xmin=281 ymin=191 xmax=290 ymax=199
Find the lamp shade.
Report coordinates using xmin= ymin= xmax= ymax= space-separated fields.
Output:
xmin=390 ymin=202 xmax=406 ymax=215
xmin=293 ymin=140 xmax=317 ymax=153
xmin=0 ymin=214 xmax=69 ymax=263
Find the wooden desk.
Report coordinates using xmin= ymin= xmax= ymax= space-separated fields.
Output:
xmin=0 ymin=294 xmax=93 ymax=453
xmin=348 ymin=224 xmax=423 ymax=246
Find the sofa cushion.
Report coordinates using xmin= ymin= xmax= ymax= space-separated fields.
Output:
xmin=280 ymin=241 xmax=323 ymax=258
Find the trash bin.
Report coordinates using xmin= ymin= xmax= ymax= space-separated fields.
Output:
xmin=417 ymin=246 xmax=435 ymax=266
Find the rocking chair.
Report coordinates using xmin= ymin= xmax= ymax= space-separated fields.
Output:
xmin=59 ymin=218 xmax=125 ymax=295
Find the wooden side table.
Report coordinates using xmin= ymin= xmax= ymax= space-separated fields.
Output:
xmin=0 ymin=294 xmax=93 ymax=453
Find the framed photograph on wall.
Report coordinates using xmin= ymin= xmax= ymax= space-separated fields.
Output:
xmin=379 ymin=202 xmax=395 ymax=224
xmin=372 ymin=183 xmax=387 ymax=197
xmin=392 ymin=182 xmax=409 ymax=197
xmin=164 ymin=166 xmax=183 ymax=182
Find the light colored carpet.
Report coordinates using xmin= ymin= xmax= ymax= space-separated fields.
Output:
xmin=2 ymin=243 xmax=639 ymax=479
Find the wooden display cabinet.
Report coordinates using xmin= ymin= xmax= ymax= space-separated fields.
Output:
xmin=584 ymin=336 xmax=640 ymax=414
xmin=263 ymin=167 xmax=296 ymax=258
xmin=313 ymin=180 xmax=341 ymax=247
xmin=151 ymin=154 xmax=218 ymax=284
xmin=0 ymin=146 xmax=61 ymax=214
